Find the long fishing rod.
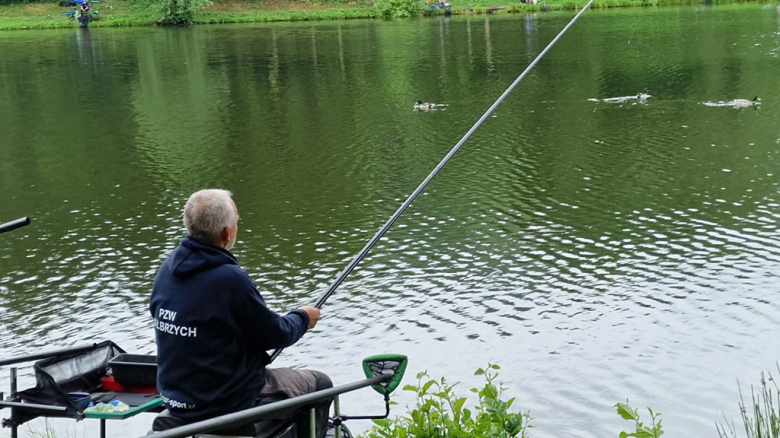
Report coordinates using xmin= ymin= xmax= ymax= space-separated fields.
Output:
xmin=0 ymin=217 xmax=30 ymax=235
xmin=269 ymin=0 xmax=596 ymax=363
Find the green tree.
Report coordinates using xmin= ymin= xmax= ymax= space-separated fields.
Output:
xmin=157 ymin=0 xmax=212 ymax=24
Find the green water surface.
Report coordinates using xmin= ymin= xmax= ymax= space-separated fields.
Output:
xmin=2 ymin=5 xmax=780 ymax=437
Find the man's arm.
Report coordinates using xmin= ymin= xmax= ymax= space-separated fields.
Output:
xmin=234 ymin=281 xmax=313 ymax=352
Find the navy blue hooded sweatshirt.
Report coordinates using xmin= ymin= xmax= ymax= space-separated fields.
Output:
xmin=150 ymin=236 xmax=309 ymax=422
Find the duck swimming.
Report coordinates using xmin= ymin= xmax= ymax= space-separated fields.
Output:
xmin=414 ymin=100 xmax=432 ymax=110
xmin=592 ymin=89 xmax=650 ymax=103
xmin=732 ymin=96 xmax=760 ymax=108
xmin=413 ymin=100 xmax=447 ymax=111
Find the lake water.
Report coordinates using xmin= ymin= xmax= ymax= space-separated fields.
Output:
xmin=2 ymin=4 xmax=780 ymax=437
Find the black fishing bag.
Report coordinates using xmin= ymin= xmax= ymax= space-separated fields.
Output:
xmin=12 ymin=341 xmax=124 ymax=425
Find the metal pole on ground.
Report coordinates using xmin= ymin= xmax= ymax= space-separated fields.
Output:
xmin=309 ymin=408 xmax=316 ymax=438
xmin=334 ymin=396 xmax=342 ymax=438
xmin=10 ymin=368 xmax=17 ymax=438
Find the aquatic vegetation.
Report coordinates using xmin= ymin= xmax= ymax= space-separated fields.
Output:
xmin=717 ymin=367 xmax=780 ymax=438
xmin=615 ymin=401 xmax=665 ymax=438
xmin=360 ymin=364 xmax=533 ymax=438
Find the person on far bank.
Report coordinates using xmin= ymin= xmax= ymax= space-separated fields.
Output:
xmin=150 ymin=188 xmax=332 ymax=438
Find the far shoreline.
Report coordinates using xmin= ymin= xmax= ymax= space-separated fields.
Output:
xmin=0 ymin=0 xmax=770 ymax=31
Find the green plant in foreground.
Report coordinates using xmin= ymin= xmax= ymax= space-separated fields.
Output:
xmin=26 ymin=419 xmax=83 ymax=438
xmin=360 ymin=363 xmax=532 ymax=438
xmin=716 ymin=368 xmax=780 ymax=438
xmin=26 ymin=419 xmax=57 ymax=438
xmin=615 ymin=401 xmax=664 ymax=438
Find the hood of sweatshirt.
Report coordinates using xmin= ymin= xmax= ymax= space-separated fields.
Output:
xmin=168 ymin=235 xmax=238 ymax=277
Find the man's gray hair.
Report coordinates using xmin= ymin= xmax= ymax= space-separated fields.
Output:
xmin=183 ymin=189 xmax=237 ymax=243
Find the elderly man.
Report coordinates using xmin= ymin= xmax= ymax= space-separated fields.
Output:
xmin=150 ymin=189 xmax=331 ymax=437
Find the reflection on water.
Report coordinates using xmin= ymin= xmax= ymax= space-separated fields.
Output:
xmin=2 ymin=4 xmax=780 ymax=437
xmin=702 ymin=99 xmax=762 ymax=108
xmin=589 ymin=94 xmax=650 ymax=103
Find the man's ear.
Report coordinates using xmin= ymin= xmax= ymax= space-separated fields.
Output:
xmin=220 ymin=226 xmax=231 ymax=244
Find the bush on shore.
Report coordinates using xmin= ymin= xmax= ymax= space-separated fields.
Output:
xmin=360 ymin=364 xmax=533 ymax=438
xmin=375 ymin=0 xmax=420 ymax=18
xmin=157 ymin=0 xmax=212 ymax=24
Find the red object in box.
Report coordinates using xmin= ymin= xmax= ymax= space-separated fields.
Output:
xmin=101 ymin=376 xmax=158 ymax=394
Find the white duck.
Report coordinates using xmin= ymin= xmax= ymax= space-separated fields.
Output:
xmin=732 ymin=96 xmax=760 ymax=108
xmin=414 ymin=99 xmax=448 ymax=110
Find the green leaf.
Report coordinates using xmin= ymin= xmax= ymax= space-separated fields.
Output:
xmin=403 ymin=385 xmax=418 ymax=392
xmin=454 ymin=397 xmax=467 ymax=415
xmin=475 ymin=368 xmax=485 ymax=376
xmin=654 ymin=419 xmax=664 ymax=437
xmin=470 ymin=388 xmax=479 ymax=393
xmin=490 ymin=364 xmax=501 ymax=370
xmin=506 ymin=414 xmax=523 ymax=435
xmin=421 ymin=380 xmax=435 ymax=395
xmin=633 ymin=428 xmax=655 ymax=438
xmin=615 ymin=402 xmax=639 ymax=421
xmin=481 ymin=383 xmax=498 ymax=400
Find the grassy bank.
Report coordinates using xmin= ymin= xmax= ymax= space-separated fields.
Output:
xmin=0 ymin=0 xmax=767 ymax=30
xmin=192 ymin=5 xmax=377 ymax=24
xmin=0 ymin=0 xmax=157 ymax=29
